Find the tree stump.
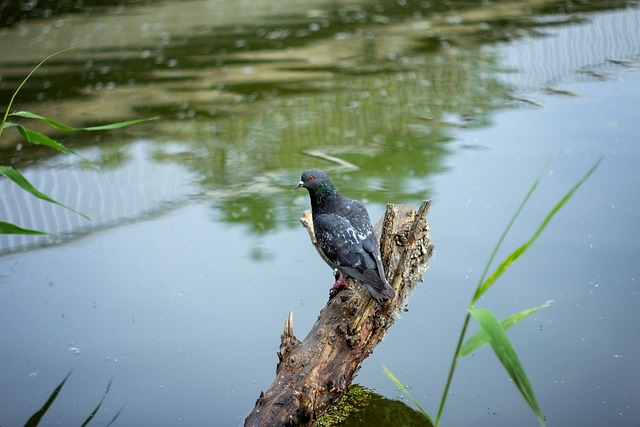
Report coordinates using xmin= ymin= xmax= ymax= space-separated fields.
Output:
xmin=245 ymin=200 xmax=434 ymax=427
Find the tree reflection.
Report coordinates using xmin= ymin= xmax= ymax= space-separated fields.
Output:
xmin=0 ymin=0 xmax=635 ymax=249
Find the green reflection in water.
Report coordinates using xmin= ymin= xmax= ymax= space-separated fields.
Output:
xmin=0 ymin=0 xmax=635 ymax=242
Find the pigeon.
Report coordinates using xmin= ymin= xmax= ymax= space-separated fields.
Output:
xmin=295 ymin=168 xmax=395 ymax=303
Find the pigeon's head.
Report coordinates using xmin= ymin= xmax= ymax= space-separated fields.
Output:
xmin=295 ymin=169 xmax=331 ymax=192
xmin=295 ymin=170 xmax=340 ymax=206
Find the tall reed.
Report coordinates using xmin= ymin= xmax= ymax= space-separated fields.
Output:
xmin=0 ymin=48 xmax=153 ymax=235
xmin=386 ymin=158 xmax=602 ymax=426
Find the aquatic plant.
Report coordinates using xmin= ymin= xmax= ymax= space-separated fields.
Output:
xmin=23 ymin=372 xmax=124 ymax=427
xmin=386 ymin=158 xmax=602 ymax=426
xmin=0 ymin=48 xmax=153 ymax=235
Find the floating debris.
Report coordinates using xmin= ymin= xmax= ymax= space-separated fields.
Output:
xmin=507 ymin=93 xmax=545 ymax=108
xmin=543 ymin=86 xmax=582 ymax=97
xmin=607 ymin=58 xmax=639 ymax=67
xmin=303 ymin=150 xmax=358 ymax=170
xmin=579 ymin=69 xmax=609 ymax=79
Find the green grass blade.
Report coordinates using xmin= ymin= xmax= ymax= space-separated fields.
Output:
xmin=24 ymin=371 xmax=73 ymax=427
xmin=383 ymin=365 xmax=434 ymax=424
xmin=473 ymin=177 xmax=540 ymax=303
xmin=9 ymin=111 xmax=157 ymax=132
xmin=82 ymin=117 xmax=157 ymax=131
xmin=0 ymin=166 xmax=90 ymax=221
xmin=12 ymin=124 xmax=79 ymax=155
xmin=0 ymin=221 xmax=51 ymax=235
xmin=0 ymin=47 xmax=76 ymax=140
xmin=435 ymin=173 xmax=539 ymax=424
xmin=469 ymin=308 xmax=545 ymax=426
xmin=81 ymin=378 xmax=114 ymax=427
xmin=475 ymin=157 xmax=602 ymax=300
xmin=105 ymin=403 xmax=127 ymax=427
xmin=436 ymin=160 xmax=600 ymax=426
xmin=460 ymin=301 xmax=552 ymax=356
xmin=10 ymin=111 xmax=80 ymax=131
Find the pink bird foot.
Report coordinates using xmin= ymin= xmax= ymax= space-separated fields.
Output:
xmin=330 ymin=275 xmax=350 ymax=290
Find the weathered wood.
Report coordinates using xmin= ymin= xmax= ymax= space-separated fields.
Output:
xmin=245 ymin=200 xmax=434 ymax=427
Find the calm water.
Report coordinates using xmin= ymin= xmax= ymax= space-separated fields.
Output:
xmin=1 ymin=1 xmax=639 ymax=426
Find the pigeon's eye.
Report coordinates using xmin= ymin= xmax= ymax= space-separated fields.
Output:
xmin=308 ymin=175 xmax=315 ymax=181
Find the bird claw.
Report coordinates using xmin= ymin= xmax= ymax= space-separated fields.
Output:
xmin=329 ymin=275 xmax=350 ymax=299
xmin=330 ymin=275 xmax=349 ymax=290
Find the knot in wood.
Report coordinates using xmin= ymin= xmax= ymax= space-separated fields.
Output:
xmin=394 ymin=234 xmax=408 ymax=246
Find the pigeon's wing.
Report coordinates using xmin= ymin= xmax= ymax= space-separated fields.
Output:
xmin=327 ymin=198 xmax=396 ymax=302
xmin=336 ymin=198 xmax=375 ymax=237
xmin=336 ymin=198 xmax=386 ymax=276
xmin=313 ymin=212 xmax=371 ymax=270
xmin=358 ymin=233 xmax=396 ymax=301
xmin=314 ymin=212 xmax=394 ymax=300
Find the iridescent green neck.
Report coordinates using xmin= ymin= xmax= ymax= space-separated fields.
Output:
xmin=313 ymin=181 xmax=338 ymax=207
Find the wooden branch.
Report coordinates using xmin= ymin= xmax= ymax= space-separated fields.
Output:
xmin=245 ymin=201 xmax=434 ymax=427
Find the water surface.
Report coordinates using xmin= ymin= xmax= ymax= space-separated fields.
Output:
xmin=1 ymin=1 xmax=639 ymax=426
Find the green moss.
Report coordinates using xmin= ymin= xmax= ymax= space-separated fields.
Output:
xmin=315 ymin=384 xmax=375 ymax=427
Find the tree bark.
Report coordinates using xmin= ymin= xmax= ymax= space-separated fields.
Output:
xmin=245 ymin=200 xmax=434 ymax=427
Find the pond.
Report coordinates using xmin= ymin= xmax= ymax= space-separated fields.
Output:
xmin=1 ymin=1 xmax=639 ymax=426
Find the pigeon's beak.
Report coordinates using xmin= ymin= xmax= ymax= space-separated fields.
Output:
xmin=295 ymin=180 xmax=304 ymax=190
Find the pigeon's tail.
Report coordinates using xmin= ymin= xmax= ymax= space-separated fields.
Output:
xmin=363 ymin=278 xmax=396 ymax=303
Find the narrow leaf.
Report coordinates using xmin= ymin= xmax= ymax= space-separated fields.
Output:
xmin=0 ymin=166 xmax=90 ymax=221
xmin=460 ymin=301 xmax=552 ymax=356
xmin=469 ymin=308 xmax=545 ymax=426
xmin=10 ymin=111 xmax=79 ymax=131
xmin=13 ymin=124 xmax=78 ymax=156
xmin=383 ymin=365 xmax=434 ymax=425
xmin=473 ymin=176 xmax=540 ymax=303
xmin=475 ymin=158 xmax=602 ymax=300
xmin=9 ymin=111 xmax=156 ymax=132
xmin=105 ymin=403 xmax=127 ymax=427
xmin=82 ymin=117 xmax=157 ymax=131
xmin=81 ymin=378 xmax=114 ymax=427
xmin=24 ymin=371 xmax=73 ymax=427
xmin=0 ymin=221 xmax=50 ymax=235
xmin=0 ymin=47 xmax=77 ymax=140
xmin=437 ymin=161 xmax=599 ymax=426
